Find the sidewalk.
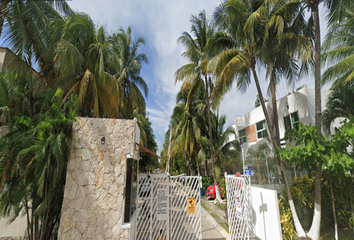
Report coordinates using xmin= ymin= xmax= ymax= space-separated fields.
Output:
xmin=201 ymin=197 xmax=228 ymax=228
xmin=201 ymin=197 xmax=229 ymax=240
xmin=201 ymin=206 xmax=227 ymax=240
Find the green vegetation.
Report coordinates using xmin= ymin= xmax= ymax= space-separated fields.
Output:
xmin=0 ymin=2 xmax=158 ymax=239
xmin=201 ymin=203 xmax=210 ymax=212
xmin=217 ymin=204 xmax=226 ymax=211
xmin=161 ymin=0 xmax=354 ymax=239
xmin=219 ymin=222 xmax=229 ymax=233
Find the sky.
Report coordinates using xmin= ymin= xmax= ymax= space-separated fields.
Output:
xmin=67 ymin=0 xmax=329 ymax=155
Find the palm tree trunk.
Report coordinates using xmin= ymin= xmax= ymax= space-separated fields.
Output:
xmin=251 ymin=63 xmax=306 ymax=237
xmin=269 ymin=64 xmax=280 ymax=142
xmin=0 ymin=0 xmax=10 ymax=39
xmin=24 ymin=198 xmax=32 ymax=240
xmin=204 ymin=75 xmax=222 ymax=202
xmin=250 ymin=64 xmax=276 ymax=147
xmin=329 ymin=175 xmax=338 ymax=240
xmin=204 ymin=159 xmax=209 ymax=176
xmin=308 ymin=3 xmax=322 ymax=239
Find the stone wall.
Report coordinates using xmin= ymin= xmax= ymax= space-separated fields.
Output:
xmin=58 ymin=118 xmax=138 ymax=240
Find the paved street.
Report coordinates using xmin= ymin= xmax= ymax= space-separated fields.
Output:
xmin=201 ymin=205 xmax=226 ymax=240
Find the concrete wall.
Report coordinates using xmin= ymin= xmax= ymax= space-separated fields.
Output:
xmin=251 ymin=187 xmax=282 ymax=240
xmin=58 ymin=118 xmax=139 ymax=240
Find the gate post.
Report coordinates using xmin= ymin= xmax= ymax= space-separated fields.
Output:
xmin=167 ymin=174 xmax=170 ymax=240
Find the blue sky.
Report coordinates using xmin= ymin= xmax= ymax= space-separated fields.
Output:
xmin=67 ymin=0 xmax=329 ymax=155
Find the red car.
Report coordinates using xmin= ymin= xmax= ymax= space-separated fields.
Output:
xmin=206 ymin=185 xmax=223 ymax=199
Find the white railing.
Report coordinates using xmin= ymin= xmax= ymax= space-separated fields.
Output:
xmin=170 ymin=175 xmax=202 ymax=240
xmin=225 ymin=174 xmax=252 ymax=240
xmin=135 ymin=174 xmax=202 ymax=240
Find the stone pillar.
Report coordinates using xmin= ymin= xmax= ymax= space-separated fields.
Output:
xmin=58 ymin=118 xmax=138 ymax=240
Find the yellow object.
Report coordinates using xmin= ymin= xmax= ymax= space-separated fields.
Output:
xmin=187 ymin=197 xmax=196 ymax=213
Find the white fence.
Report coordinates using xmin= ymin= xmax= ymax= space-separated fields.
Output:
xmin=225 ymin=174 xmax=252 ymax=240
xmin=135 ymin=173 xmax=202 ymax=240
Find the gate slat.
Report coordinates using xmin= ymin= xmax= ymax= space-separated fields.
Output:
xmin=136 ymin=174 xmax=202 ymax=240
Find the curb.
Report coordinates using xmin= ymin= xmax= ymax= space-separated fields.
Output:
xmin=201 ymin=206 xmax=229 ymax=240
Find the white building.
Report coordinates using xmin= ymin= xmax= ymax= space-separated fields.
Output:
xmin=233 ymin=85 xmax=343 ymax=187
xmin=201 ymin=85 xmax=341 ymax=188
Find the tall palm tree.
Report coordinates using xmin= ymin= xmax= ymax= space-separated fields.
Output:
xmin=171 ymin=80 xmax=205 ymax=174
xmin=110 ymin=27 xmax=149 ymax=119
xmin=0 ymin=0 xmax=72 ymax=39
xmin=322 ymin=5 xmax=354 ymax=89
xmin=212 ymin=0 xmax=310 ymax=236
xmin=211 ymin=112 xmax=240 ymax=178
xmin=322 ymin=85 xmax=354 ymax=135
xmin=53 ymin=13 xmax=122 ymax=118
xmin=0 ymin=0 xmax=72 ymax=66
xmin=175 ymin=10 xmax=222 ymax=201
xmin=301 ymin=0 xmax=353 ymax=238
xmin=0 ymin=87 xmax=78 ymax=240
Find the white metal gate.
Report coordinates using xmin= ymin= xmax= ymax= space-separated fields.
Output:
xmin=136 ymin=174 xmax=202 ymax=240
xmin=225 ymin=174 xmax=252 ymax=240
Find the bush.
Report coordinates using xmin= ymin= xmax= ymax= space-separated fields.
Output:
xmin=220 ymin=177 xmax=226 ymax=197
xmin=202 ymin=176 xmax=213 ymax=191
xmin=279 ymin=197 xmax=296 ymax=240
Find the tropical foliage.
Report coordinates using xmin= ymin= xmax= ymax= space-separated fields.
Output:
xmin=0 ymin=2 xmax=157 ymax=239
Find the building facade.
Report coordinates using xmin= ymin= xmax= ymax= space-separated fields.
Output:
xmin=200 ymin=85 xmax=341 ymax=189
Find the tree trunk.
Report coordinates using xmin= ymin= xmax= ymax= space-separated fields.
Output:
xmin=329 ymin=176 xmax=338 ymax=240
xmin=204 ymin=75 xmax=222 ymax=202
xmin=308 ymin=3 xmax=322 ymax=240
xmin=24 ymin=198 xmax=32 ymax=240
xmin=269 ymin=64 xmax=280 ymax=143
xmin=250 ymin=64 xmax=277 ymax=147
xmin=0 ymin=0 xmax=10 ymax=40
xmin=204 ymin=159 xmax=209 ymax=176
xmin=251 ymin=62 xmax=306 ymax=237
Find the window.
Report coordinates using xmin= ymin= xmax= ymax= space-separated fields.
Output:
xmin=284 ymin=111 xmax=299 ymax=130
xmin=124 ymin=158 xmax=137 ymax=223
xmin=239 ymin=129 xmax=247 ymax=144
xmin=226 ymin=137 xmax=230 ymax=144
xmin=291 ymin=112 xmax=299 ymax=129
xmin=256 ymin=120 xmax=268 ymax=139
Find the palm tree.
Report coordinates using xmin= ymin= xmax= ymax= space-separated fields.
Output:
xmin=171 ymin=80 xmax=205 ymax=174
xmin=322 ymin=85 xmax=354 ymax=135
xmin=175 ymin=10 xmax=223 ymax=201
xmin=53 ymin=13 xmax=122 ymax=118
xmin=301 ymin=1 xmax=353 ymax=238
xmin=322 ymin=5 xmax=354 ymax=89
xmin=0 ymin=86 xmax=78 ymax=240
xmin=133 ymin=109 xmax=159 ymax=172
xmin=0 ymin=0 xmax=72 ymax=67
xmin=0 ymin=0 xmax=72 ymax=39
xmin=211 ymin=112 xmax=240 ymax=178
xmin=212 ymin=0 xmax=311 ymax=236
xmin=110 ymin=27 xmax=149 ymax=119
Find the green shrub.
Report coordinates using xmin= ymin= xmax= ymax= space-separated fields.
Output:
xmin=220 ymin=177 xmax=226 ymax=197
xmin=279 ymin=197 xmax=296 ymax=240
xmin=202 ymin=176 xmax=213 ymax=191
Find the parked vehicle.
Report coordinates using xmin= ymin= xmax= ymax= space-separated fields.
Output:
xmin=206 ymin=185 xmax=223 ymax=199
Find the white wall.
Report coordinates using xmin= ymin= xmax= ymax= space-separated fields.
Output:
xmin=251 ymin=186 xmax=282 ymax=240
xmin=0 ymin=48 xmax=6 ymax=73
xmin=0 ymin=217 xmax=27 ymax=238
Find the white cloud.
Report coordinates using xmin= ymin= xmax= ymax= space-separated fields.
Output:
xmin=67 ymin=0 xmax=330 ymax=156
